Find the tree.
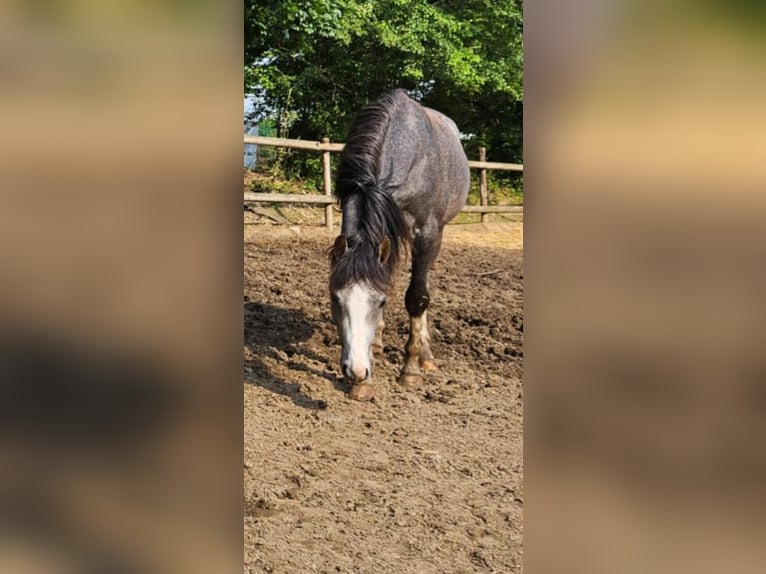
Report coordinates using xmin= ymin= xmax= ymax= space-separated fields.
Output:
xmin=245 ymin=0 xmax=523 ymax=163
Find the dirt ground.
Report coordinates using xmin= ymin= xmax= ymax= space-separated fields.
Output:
xmin=244 ymin=217 xmax=523 ymax=573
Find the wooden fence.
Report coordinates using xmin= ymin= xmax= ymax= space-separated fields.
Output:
xmin=244 ymin=135 xmax=523 ymax=229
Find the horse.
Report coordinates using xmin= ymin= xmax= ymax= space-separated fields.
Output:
xmin=328 ymin=89 xmax=470 ymax=401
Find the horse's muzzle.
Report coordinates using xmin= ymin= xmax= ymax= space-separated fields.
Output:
xmin=342 ymin=361 xmax=370 ymax=383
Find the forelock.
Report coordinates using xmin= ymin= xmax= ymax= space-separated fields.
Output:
xmin=329 ymin=235 xmax=391 ymax=294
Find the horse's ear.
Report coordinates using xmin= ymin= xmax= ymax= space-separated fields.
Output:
xmin=379 ymin=237 xmax=391 ymax=264
xmin=332 ymin=234 xmax=348 ymax=260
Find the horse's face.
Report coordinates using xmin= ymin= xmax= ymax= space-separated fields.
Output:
xmin=329 ymin=234 xmax=391 ymax=383
xmin=330 ymin=281 xmax=387 ymax=383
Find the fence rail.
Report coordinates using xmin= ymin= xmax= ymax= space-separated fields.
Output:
xmin=244 ymin=135 xmax=523 ymax=229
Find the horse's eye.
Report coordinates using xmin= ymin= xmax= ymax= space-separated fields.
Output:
xmin=379 ymin=298 xmax=387 ymax=308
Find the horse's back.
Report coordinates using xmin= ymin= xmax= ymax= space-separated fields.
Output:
xmin=379 ymin=92 xmax=470 ymax=226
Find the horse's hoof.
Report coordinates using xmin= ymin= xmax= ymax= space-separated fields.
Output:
xmin=398 ymin=373 xmax=421 ymax=389
xmin=420 ymin=359 xmax=437 ymax=372
xmin=348 ymin=383 xmax=376 ymax=401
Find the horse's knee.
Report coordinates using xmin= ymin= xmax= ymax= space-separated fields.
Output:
xmin=405 ymin=284 xmax=430 ymax=316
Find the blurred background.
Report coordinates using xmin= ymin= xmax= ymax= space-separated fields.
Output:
xmin=0 ymin=1 xmax=242 ymax=572
xmin=526 ymin=1 xmax=766 ymax=573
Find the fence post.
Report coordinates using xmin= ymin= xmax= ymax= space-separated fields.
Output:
xmin=479 ymin=147 xmax=488 ymax=223
xmin=322 ymin=137 xmax=333 ymax=230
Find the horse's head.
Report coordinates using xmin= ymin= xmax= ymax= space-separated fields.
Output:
xmin=329 ymin=234 xmax=391 ymax=383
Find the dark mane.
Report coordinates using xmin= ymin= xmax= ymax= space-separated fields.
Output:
xmin=330 ymin=90 xmax=409 ymax=292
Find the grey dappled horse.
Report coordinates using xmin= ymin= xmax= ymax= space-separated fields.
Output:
xmin=329 ymin=90 xmax=470 ymax=401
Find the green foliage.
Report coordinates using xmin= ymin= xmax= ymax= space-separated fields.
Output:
xmin=465 ymin=172 xmax=523 ymax=207
xmin=245 ymin=0 xmax=523 ymax=172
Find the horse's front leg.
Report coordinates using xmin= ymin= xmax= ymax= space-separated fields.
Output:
xmin=374 ymin=317 xmax=385 ymax=350
xmin=399 ymin=310 xmax=437 ymax=388
xmin=399 ymin=230 xmax=441 ymax=388
xmin=415 ymin=310 xmax=436 ymax=371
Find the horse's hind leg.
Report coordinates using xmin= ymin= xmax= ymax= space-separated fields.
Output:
xmin=399 ymin=228 xmax=442 ymax=388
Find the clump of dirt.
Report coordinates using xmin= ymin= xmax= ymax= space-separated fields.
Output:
xmin=245 ymin=222 xmax=523 ymax=573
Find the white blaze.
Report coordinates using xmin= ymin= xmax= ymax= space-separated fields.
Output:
xmin=338 ymin=283 xmax=377 ymax=379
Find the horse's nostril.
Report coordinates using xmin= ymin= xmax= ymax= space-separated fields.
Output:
xmin=342 ymin=364 xmax=369 ymax=382
xmin=342 ymin=364 xmax=359 ymax=382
